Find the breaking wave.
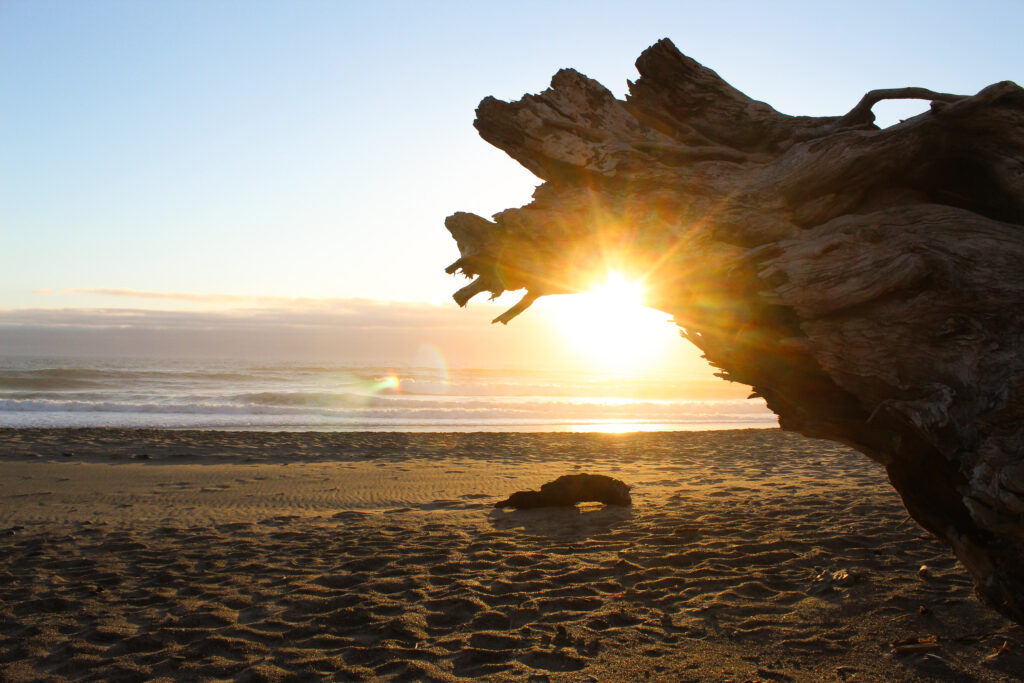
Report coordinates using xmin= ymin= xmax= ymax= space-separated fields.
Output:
xmin=0 ymin=357 xmax=777 ymax=431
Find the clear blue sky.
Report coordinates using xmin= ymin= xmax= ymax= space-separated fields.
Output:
xmin=3 ymin=0 xmax=1021 ymax=312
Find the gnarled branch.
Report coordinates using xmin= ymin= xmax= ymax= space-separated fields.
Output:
xmin=443 ymin=39 xmax=1024 ymax=623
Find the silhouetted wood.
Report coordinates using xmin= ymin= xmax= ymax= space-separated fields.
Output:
xmin=494 ymin=474 xmax=632 ymax=509
xmin=444 ymin=39 xmax=1024 ymax=623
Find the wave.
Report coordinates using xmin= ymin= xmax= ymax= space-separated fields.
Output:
xmin=0 ymin=357 xmax=777 ymax=430
xmin=0 ymin=368 xmax=115 ymax=391
xmin=0 ymin=362 xmax=728 ymax=399
xmin=0 ymin=395 xmax=774 ymax=421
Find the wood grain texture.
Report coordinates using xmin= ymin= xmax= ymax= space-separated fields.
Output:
xmin=443 ymin=39 xmax=1024 ymax=623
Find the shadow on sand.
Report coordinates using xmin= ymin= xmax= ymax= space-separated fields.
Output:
xmin=487 ymin=503 xmax=633 ymax=540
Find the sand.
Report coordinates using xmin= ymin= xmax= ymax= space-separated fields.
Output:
xmin=1 ymin=429 xmax=1022 ymax=682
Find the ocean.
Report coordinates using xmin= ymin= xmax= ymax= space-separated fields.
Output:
xmin=0 ymin=357 xmax=777 ymax=432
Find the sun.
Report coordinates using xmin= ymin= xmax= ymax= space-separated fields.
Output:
xmin=542 ymin=272 xmax=677 ymax=372
xmin=589 ymin=271 xmax=645 ymax=309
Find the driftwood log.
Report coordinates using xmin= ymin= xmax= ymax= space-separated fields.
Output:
xmin=444 ymin=39 xmax=1024 ymax=623
xmin=494 ymin=473 xmax=632 ymax=509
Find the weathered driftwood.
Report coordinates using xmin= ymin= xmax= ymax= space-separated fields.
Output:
xmin=444 ymin=39 xmax=1024 ymax=623
xmin=494 ymin=473 xmax=632 ymax=509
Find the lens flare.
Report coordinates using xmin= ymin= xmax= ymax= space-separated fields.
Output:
xmin=414 ymin=343 xmax=450 ymax=394
xmin=373 ymin=370 xmax=401 ymax=394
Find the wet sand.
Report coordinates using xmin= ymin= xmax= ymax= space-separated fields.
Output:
xmin=1 ymin=428 xmax=1021 ymax=681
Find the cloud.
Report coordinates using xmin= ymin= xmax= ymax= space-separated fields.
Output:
xmin=0 ymin=293 xmax=711 ymax=375
xmin=21 ymin=289 xmax=542 ymax=329
xmin=30 ymin=287 xmax=440 ymax=310
xmin=0 ymin=297 xmax=556 ymax=363
xmin=0 ymin=299 xmax=512 ymax=330
xmin=31 ymin=288 xmax=254 ymax=304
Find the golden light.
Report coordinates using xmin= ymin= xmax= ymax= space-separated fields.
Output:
xmin=570 ymin=421 xmax=676 ymax=433
xmin=542 ymin=271 xmax=678 ymax=372
xmin=590 ymin=271 xmax=645 ymax=308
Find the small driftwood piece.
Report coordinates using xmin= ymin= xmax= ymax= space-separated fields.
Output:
xmin=445 ymin=39 xmax=1024 ymax=623
xmin=494 ymin=474 xmax=632 ymax=509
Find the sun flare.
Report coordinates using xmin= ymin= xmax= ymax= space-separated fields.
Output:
xmin=543 ymin=272 xmax=676 ymax=372
xmin=589 ymin=272 xmax=645 ymax=308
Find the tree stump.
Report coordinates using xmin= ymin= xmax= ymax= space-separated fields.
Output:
xmin=443 ymin=39 xmax=1024 ymax=623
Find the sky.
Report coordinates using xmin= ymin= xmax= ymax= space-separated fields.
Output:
xmin=2 ymin=0 xmax=1022 ymax=369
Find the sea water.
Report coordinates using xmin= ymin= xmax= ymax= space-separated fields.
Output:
xmin=0 ymin=357 xmax=777 ymax=431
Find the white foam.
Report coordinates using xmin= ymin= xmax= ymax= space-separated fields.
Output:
xmin=0 ymin=357 xmax=777 ymax=431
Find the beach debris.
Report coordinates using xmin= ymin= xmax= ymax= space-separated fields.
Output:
xmin=917 ymin=564 xmax=934 ymax=581
xmin=808 ymin=568 xmax=857 ymax=594
xmin=834 ymin=666 xmax=858 ymax=680
xmin=891 ymin=635 xmax=941 ymax=655
xmin=442 ymin=37 xmax=1024 ymax=625
xmin=494 ymin=473 xmax=631 ymax=509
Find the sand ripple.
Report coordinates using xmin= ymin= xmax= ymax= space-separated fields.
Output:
xmin=2 ymin=429 xmax=1023 ymax=681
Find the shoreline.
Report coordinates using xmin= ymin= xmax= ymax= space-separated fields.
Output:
xmin=0 ymin=426 xmax=778 ymax=461
xmin=0 ymin=419 xmax=779 ymax=433
xmin=2 ymin=428 xmax=1022 ymax=680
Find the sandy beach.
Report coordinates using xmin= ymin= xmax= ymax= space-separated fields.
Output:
xmin=1 ymin=428 xmax=1021 ymax=682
